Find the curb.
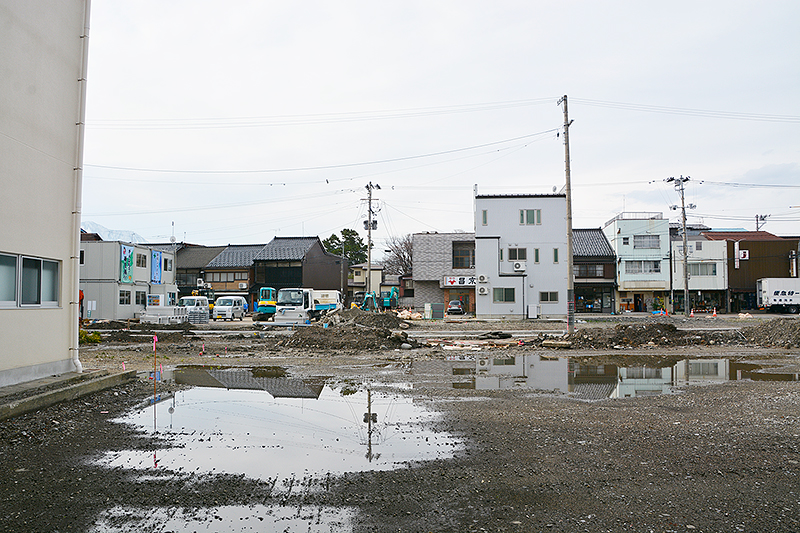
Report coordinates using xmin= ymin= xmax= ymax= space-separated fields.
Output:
xmin=0 ymin=370 xmax=138 ymax=421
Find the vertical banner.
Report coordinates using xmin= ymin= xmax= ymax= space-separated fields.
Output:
xmin=120 ymin=245 xmax=134 ymax=283
xmin=151 ymin=250 xmax=162 ymax=284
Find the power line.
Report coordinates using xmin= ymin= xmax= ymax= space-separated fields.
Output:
xmin=571 ymin=98 xmax=800 ymax=123
xmin=86 ymin=98 xmax=559 ymax=129
xmin=84 ymin=129 xmax=559 ymax=174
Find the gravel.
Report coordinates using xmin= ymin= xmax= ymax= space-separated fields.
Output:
xmin=1 ymin=314 xmax=798 ymax=532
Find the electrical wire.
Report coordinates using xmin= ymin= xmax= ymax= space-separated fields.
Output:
xmin=571 ymin=98 xmax=800 ymax=123
xmin=83 ymin=129 xmax=559 ymax=174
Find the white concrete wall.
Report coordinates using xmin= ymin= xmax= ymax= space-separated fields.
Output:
xmin=0 ymin=1 xmax=89 ymax=386
xmin=474 ymin=195 xmax=567 ymax=319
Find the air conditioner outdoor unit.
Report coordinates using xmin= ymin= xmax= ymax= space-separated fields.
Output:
xmin=477 ymin=274 xmax=489 ymax=283
xmin=196 ymin=278 xmax=204 ymax=287
xmin=513 ymin=261 xmax=526 ymax=272
xmin=477 ymin=286 xmax=489 ymax=295
xmin=238 ymin=282 xmax=247 ymax=290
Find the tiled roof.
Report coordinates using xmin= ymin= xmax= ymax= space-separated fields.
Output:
xmin=572 ymin=228 xmax=614 ymax=258
xmin=701 ymin=231 xmax=785 ymax=241
xmin=176 ymin=245 xmax=227 ymax=269
xmin=206 ymin=244 xmax=268 ymax=268
xmin=254 ymin=237 xmax=321 ymax=261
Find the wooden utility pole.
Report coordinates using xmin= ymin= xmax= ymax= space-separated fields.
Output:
xmin=558 ymin=96 xmax=575 ymax=335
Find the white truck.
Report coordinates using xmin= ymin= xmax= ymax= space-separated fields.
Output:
xmin=756 ymin=278 xmax=800 ymax=314
xmin=274 ymin=288 xmax=343 ymax=323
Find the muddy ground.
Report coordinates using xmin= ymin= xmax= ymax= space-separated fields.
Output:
xmin=1 ymin=311 xmax=798 ymax=532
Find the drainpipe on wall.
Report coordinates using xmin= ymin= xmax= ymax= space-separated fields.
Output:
xmin=69 ymin=0 xmax=91 ymax=374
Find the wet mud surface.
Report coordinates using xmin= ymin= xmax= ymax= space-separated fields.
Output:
xmin=1 ymin=313 xmax=799 ymax=532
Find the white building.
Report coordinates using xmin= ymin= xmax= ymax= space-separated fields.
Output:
xmin=80 ymin=241 xmax=178 ymax=321
xmin=603 ymin=212 xmax=670 ymax=313
xmin=0 ymin=1 xmax=91 ymax=386
xmin=670 ymin=236 xmax=728 ymax=313
xmin=474 ymin=194 xmax=568 ymax=319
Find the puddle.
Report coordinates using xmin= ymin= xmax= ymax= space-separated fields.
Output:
xmin=90 ymin=504 xmax=353 ymax=533
xmin=413 ymin=355 xmax=799 ymax=399
xmin=99 ymin=369 xmax=461 ymax=480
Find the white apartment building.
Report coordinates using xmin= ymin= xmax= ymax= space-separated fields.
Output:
xmin=0 ymin=1 xmax=91 ymax=386
xmin=603 ymin=212 xmax=670 ymax=313
xmin=474 ymin=194 xmax=568 ymax=319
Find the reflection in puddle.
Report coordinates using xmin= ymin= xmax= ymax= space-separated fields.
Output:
xmin=99 ymin=370 xmax=461 ymax=481
xmin=413 ymin=355 xmax=799 ymax=399
xmin=91 ymin=504 xmax=353 ymax=533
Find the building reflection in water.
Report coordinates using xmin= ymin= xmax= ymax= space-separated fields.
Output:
xmin=412 ymin=355 xmax=796 ymax=399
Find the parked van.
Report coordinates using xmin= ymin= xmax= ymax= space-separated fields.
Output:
xmin=213 ymin=296 xmax=246 ymax=321
xmin=178 ymin=295 xmax=210 ymax=311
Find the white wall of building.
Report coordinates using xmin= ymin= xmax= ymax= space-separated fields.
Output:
xmin=0 ymin=1 xmax=90 ymax=386
xmin=671 ymin=238 xmax=728 ymax=291
xmin=475 ymin=195 xmax=567 ymax=319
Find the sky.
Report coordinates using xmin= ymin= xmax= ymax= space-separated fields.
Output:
xmin=81 ymin=0 xmax=800 ymax=256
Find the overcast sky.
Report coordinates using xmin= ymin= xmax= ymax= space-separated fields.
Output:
xmin=81 ymin=0 xmax=800 ymax=253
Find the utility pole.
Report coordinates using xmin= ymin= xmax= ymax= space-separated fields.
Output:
xmin=755 ymin=214 xmax=770 ymax=231
xmin=364 ymin=182 xmax=380 ymax=296
xmin=558 ymin=95 xmax=575 ymax=335
xmin=667 ymin=176 xmax=695 ymax=317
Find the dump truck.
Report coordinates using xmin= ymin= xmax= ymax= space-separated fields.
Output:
xmin=756 ymin=278 xmax=800 ymax=314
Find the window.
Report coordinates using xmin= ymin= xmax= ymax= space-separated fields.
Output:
xmin=508 ymin=248 xmax=527 ymax=261
xmin=633 ymin=235 xmax=660 ymax=249
xmin=695 ymin=241 xmax=702 ymax=251
xmin=534 ymin=248 xmax=540 ymax=264
xmin=481 ymin=210 xmax=488 ymax=226
xmin=168 ymin=292 xmax=177 ymax=306
xmin=574 ymin=264 xmax=604 ymax=277
xmin=136 ymin=253 xmax=147 ymax=268
xmin=493 ymin=287 xmax=515 ymax=302
xmin=0 ymin=255 xmax=60 ymax=308
xmin=688 ymin=263 xmax=717 ymax=276
xmin=0 ymin=253 xmax=17 ymax=306
xmin=136 ymin=291 xmax=147 ymax=305
xmin=163 ymin=258 xmax=173 ymax=271
xmin=452 ymin=242 xmax=475 ymax=269
xmin=119 ymin=290 xmax=131 ymax=305
xmin=622 ymin=237 xmax=629 ymax=245
xmin=520 ymin=209 xmax=541 ymax=225
xmin=553 ymin=248 xmax=559 ymax=264
xmin=79 ymin=249 xmax=85 ymax=266
xmin=19 ymin=257 xmax=59 ymax=306
xmin=625 ymin=260 xmax=661 ymax=274
xmin=493 ymin=357 xmax=516 ymax=366
xmin=499 ymin=249 xmax=503 ymax=261
xmin=540 ymin=291 xmax=559 ymax=303
xmin=355 ymin=270 xmax=362 ymax=277
xmin=235 ymin=272 xmax=247 ymax=280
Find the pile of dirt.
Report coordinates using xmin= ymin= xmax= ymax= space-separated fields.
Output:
xmin=281 ymin=322 xmax=415 ymax=351
xmin=328 ymin=308 xmax=404 ymax=329
xmin=566 ymin=322 xmax=738 ymax=349
xmin=740 ymin=318 xmax=800 ymax=348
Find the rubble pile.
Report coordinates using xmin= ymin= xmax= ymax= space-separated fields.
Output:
xmin=566 ymin=322 xmax=738 ymax=349
xmin=329 ymin=308 xmax=405 ymax=329
xmin=281 ymin=322 xmax=415 ymax=350
xmin=740 ymin=318 xmax=800 ymax=348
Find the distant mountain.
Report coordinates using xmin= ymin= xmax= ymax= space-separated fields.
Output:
xmin=81 ymin=221 xmax=148 ymax=244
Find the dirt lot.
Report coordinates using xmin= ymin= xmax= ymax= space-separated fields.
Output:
xmin=1 ymin=311 xmax=798 ymax=532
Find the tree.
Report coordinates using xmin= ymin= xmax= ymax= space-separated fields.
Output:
xmin=322 ymin=228 xmax=368 ymax=265
xmin=381 ymin=234 xmax=413 ymax=275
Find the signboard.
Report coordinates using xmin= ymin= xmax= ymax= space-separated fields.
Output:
xmin=444 ymin=275 xmax=476 ymax=287
xmin=151 ymin=250 xmax=163 ymax=284
xmin=147 ymin=294 xmax=163 ymax=306
xmin=738 ymin=249 xmax=749 ymax=260
xmin=120 ymin=245 xmax=134 ymax=283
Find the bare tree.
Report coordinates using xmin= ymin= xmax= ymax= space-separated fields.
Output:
xmin=381 ymin=234 xmax=413 ymax=275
